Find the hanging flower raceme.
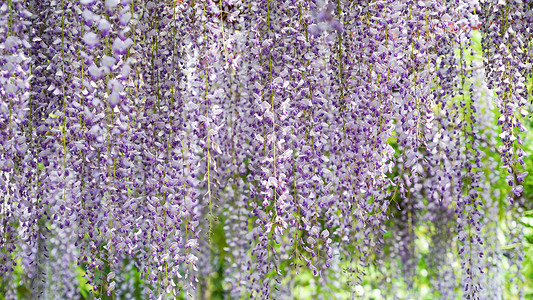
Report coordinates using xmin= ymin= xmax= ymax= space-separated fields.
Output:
xmin=1 ymin=0 xmax=32 ymax=294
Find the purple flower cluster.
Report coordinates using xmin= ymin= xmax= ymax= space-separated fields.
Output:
xmin=0 ymin=0 xmax=531 ymax=299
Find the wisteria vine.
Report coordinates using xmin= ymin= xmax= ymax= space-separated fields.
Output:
xmin=1 ymin=0 xmax=532 ymax=299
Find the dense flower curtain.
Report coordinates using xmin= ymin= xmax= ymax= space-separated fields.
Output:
xmin=0 ymin=0 xmax=531 ymax=299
